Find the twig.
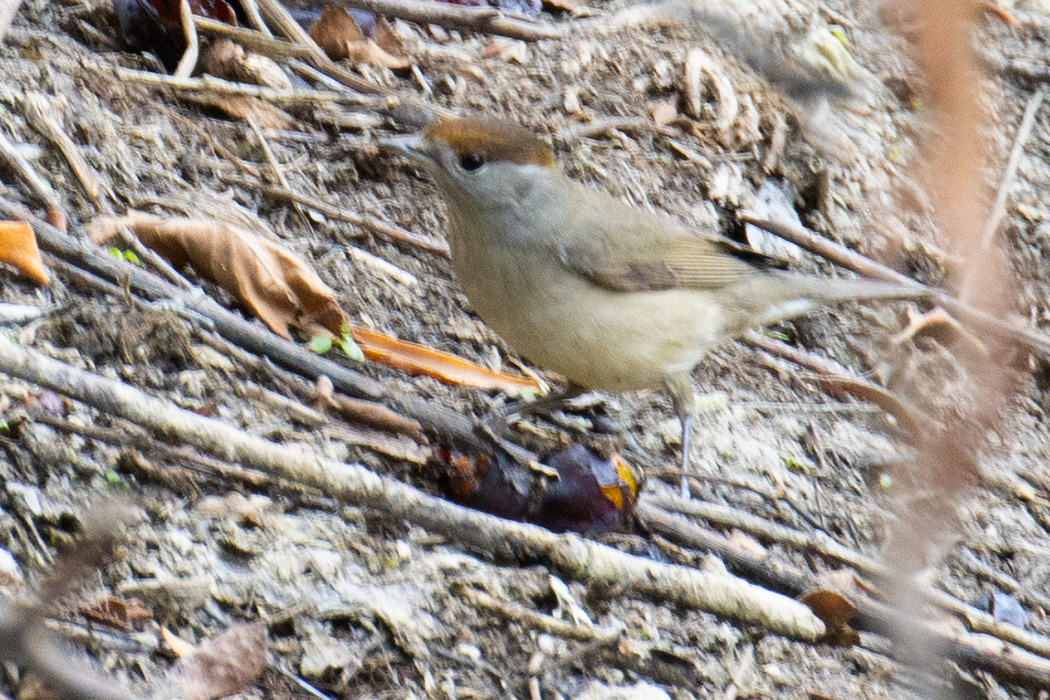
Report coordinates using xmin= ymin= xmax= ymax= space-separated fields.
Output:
xmin=646 ymin=494 xmax=1050 ymax=660
xmin=737 ymin=212 xmax=1050 ymax=358
xmin=194 ymin=18 xmax=305 ymax=57
xmin=237 ymin=0 xmax=270 ymax=35
xmin=0 ymin=196 xmax=479 ymax=452
xmin=743 ymin=329 xmax=921 ymax=437
xmin=21 ymin=92 xmax=107 ymax=211
xmin=459 ymin=587 xmax=622 ymax=643
xmin=974 ymin=87 xmax=1045 ymax=258
xmin=174 ymin=0 xmax=200 ymax=79
xmin=244 ymin=114 xmax=309 ymax=226
xmin=104 ymin=66 xmax=388 ymax=106
xmin=219 ymin=174 xmax=450 ymax=257
xmin=0 ymin=125 xmax=63 ymax=214
xmin=0 ymin=334 xmax=827 ymax=642
xmin=638 ymin=503 xmax=1050 ymax=689
xmin=346 ymin=245 xmax=419 ymax=286
xmin=333 ymin=0 xmax=563 ymax=41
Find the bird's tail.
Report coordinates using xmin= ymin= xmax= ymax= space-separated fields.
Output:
xmin=725 ymin=271 xmax=927 ymax=329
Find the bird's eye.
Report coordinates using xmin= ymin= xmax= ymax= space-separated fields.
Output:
xmin=459 ymin=153 xmax=486 ymax=172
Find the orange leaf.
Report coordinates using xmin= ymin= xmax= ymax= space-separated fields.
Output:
xmin=0 ymin=221 xmax=49 ymax=285
xmin=350 ymin=326 xmax=541 ymax=396
xmin=87 ymin=212 xmax=345 ymax=339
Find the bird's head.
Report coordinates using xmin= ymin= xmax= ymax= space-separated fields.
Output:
xmin=384 ymin=117 xmax=559 ymax=212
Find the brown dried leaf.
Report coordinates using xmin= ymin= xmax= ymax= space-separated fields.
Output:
xmin=0 ymin=220 xmax=49 ymax=284
xmin=309 ymin=5 xmax=365 ymax=60
xmin=373 ymin=16 xmax=409 ymax=63
xmin=801 ymin=588 xmax=861 ymax=647
xmin=200 ymin=38 xmax=292 ymax=90
xmin=166 ymin=623 xmax=267 ymax=700
xmin=79 ymin=597 xmax=152 ymax=631
xmin=87 ymin=212 xmax=346 ymax=339
xmin=343 ymin=39 xmax=412 ymax=69
xmin=350 ymin=326 xmax=541 ymax=396
xmin=182 ymin=93 xmax=298 ymax=130
xmin=308 ymin=6 xmax=410 ymax=69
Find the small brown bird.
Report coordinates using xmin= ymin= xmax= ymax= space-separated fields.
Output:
xmin=387 ymin=117 xmax=920 ymax=485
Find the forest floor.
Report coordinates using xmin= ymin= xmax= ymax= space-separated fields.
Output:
xmin=3 ymin=0 xmax=1050 ymax=698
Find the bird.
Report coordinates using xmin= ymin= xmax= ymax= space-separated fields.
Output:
xmin=385 ymin=116 xmax=922 ymax=490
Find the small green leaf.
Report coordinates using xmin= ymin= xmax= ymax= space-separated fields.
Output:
xmin=108 ymin=247 xmax=124 ymax=259
xmin=765 ymin=330 xmax=790 ymax=342
xmin=309 ymin=334 xmax=333 ymax=355
xmin=122 ymin=250 xmax=141 ymax=265
xmin=105 ymin=470 xmax=128 ymax=490
xmin=780 ymin=452 xmax=810 ymax=474
xmin=878 ymin=473 xmax=894 ymax=490
xmin=339 ymin=334 xmax=365 ymax=362
xmin=0 ymin=419 xmax=9 ymax=431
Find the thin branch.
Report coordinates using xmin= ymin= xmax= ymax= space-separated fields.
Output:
xmin=174 ymin=0 xmax=200 ymax=78
xmin=219 ymin=174 xmax=450 ymax=257
xmin=0 ymin=197 xmax=479 ymax=451
xmin=22 ymin=92 xmax=108 ymax=211
xmin=974 ymin=86 xmax=1045 ymax=257
xmin=103 ymin=65 xmax=387 ymax=106
xmin=0 ymin=334 xmax=827 ymax=642
xmin=333 ymin=0 xmax=564 ymax=41
xmin=639 ymin=503 xmax=1050 ymax=689
xmin=0 ymin=125 xmax=64 ymax=214
xmin=738 ymin=212 xmax=1050 ymax=358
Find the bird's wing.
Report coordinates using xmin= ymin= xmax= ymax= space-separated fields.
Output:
xmin=555 ymin=188 xmax=780 ymax=293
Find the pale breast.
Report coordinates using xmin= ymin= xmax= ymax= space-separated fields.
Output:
xmin=449 ymin=229 xmax=728 ymax=392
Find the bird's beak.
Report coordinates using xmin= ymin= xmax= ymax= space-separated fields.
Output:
xmin=380 ymin=133 xmax=430 ymax=163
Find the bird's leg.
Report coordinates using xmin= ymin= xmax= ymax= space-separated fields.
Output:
xmin=666 ymin=375 xmax=696 ymax=499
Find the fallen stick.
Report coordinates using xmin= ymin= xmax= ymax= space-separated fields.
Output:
xmin=0 ymin=333 xmax=825 ymax=642
xmin=334 ymin=0 xmax=564 ymax=41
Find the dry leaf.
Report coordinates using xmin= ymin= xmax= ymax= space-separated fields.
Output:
xmin=0 ymin=220 xmax=49 ymax=285
xmin=309 ymin=6 xmax=410 ymax=69
xmin=87 ymin=212 xmax=345 ymax=339
xmin=78 ymin=597 xmax=152 ymax=631
xmin=350 ymin=326 xmax=541 ymax=396
xmin=372 ymin=16 xmax=409 ymax=63
xmin=200 ymin=38 xmax=292 ymax=90
xmin=801 ymin=587 xmax=861 ymax=647
xmin=482 ymin=37 xmax=528 ymax=64
xmin=310 ymin=4 xmax=364 ymax=59
xmin=343 ymin=40 xmax=411 ymax=70
xmin=165 ymin=623 xmax=267 ymax=700
xmin=183 ymin=93 xmax=298 ymax=130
